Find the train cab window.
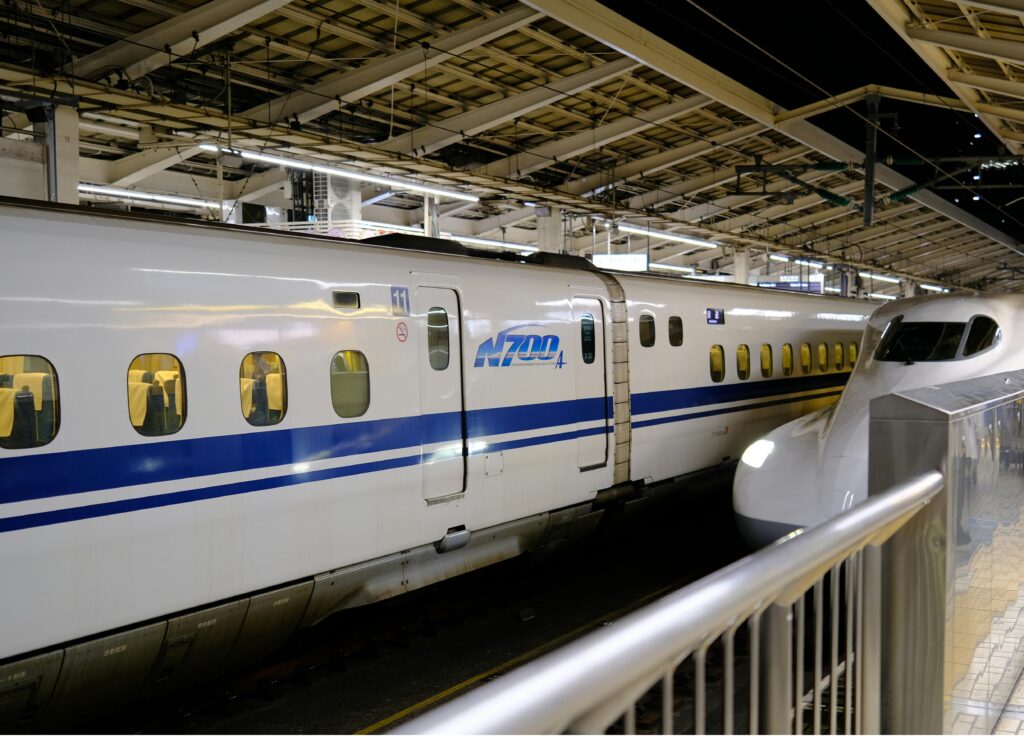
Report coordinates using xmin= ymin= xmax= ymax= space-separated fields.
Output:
xmin=833 ymin=342 xmax=845 ymax=371
xmin=710 ymin=345 xmax=725 ymax=383
xmin=800 ymin=343 xmax=812 ymax=374
xmin=0 ymin=355 xmax=59 ymax=449
xmin=668 ymin=316 xmax=683 ymax=347
xmin=848 ymin=342 xmax=858 ymax=368
xmin=782 ymin=344 xmax=794 ymax=376
xmin=581 ymin=314 xmax=596 ymax=364
xmin=240 ymin=352 xmax=287 ymax=426
xmin=128 ymin=354 xmax=185 ymax=437
xmin=737 ymin=344 xmax=751 ymax=381
xmin=874 ymin=315 xmax=967 ymax=362
xmin=817 ymin=343 xmax=828 ymax=372
xmin=427 ymin=307 xmax=450 ymax=371
xmin=331 ymin=350 xmax=370 ymax=418
xmin=639 ymin=313 xmax=656 ymax=347
xmin=963 ymin=316 xmax=1000 ymax=357
xmin=760 ymin=344 xmax=773 ymax=378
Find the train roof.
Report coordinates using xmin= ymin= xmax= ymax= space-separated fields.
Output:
xmin=0 ymin=195 xmax=871 ymax=304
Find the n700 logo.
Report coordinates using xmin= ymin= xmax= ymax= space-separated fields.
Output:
xmin=474 ymin=324 xmax=564 ymax=368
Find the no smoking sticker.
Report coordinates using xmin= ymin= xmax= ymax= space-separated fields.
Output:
xmin=396 ymin=321 xmax=409 ymax=343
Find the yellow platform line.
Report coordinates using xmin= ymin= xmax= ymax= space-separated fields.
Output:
xmin=354 ymin=582 xmax=682 ymax=734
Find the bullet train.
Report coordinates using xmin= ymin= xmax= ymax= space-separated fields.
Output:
xmin=733 ymin=291 xmax=1014 ymax=546
xmin=0 ymin=197 xmax=869 ymax=727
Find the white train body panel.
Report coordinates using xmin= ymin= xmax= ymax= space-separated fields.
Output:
xmin=0 ymin=201 xmax=869 ymax=666
xmin=733 ymin=292 xmax=1023 ymax=546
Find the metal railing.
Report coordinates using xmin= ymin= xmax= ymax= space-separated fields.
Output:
xmin=394 ymin=470 xmax=944 ymax=735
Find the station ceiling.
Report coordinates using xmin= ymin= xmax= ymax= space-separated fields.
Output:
xmin=1 ymin=0 xmax=1023 ymax=292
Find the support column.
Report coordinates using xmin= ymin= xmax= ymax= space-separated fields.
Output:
xmin=841 ymin=268 xmax=858 ymax=298
xmin=536 ymin=205 xmax=563 ymax=253
xmin=423 ymin=196 xmax=440 ymax=238
xmin=899 ymin=279 xmax=916 ymax=299
xmin=33 ymin=104 xmax=78 ymax=204
xmin=733 ymin=248 xmax=749 ymax=284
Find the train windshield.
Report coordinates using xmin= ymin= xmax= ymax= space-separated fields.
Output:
xmin=874 ymin=316 xmax=966 ymax=362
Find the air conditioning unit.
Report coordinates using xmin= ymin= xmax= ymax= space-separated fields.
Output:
xmin=312 ymin=173 xmax=367 ymax=239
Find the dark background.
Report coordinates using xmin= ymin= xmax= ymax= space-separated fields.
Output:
xmin=597 ymin=0 xmax=1024 ymax=243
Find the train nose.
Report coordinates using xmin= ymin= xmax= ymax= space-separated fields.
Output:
xmin=733 ymin=443 xmax=868 ymax=548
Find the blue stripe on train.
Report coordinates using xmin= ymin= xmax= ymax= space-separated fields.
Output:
xmin=0 ymin=397 xmax=613 ymax=505
xmin=630 ymin=372 xmax=849 ymax=416
xmin=0 ymin=425 xmax=612 ymax=534
xmin=632 ymin=389 xmax=841 ymax=429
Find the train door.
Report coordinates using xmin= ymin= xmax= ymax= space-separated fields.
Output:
xmin=415 ymin=287 xmax=466 ymax=499
xmin=572 ymin=297 xmax=609 ymax=470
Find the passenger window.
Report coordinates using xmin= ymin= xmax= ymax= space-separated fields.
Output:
xmin=848 ymin=342 xmax=858 ymax=368
xmin=331 ymin=350 xmax=370 ymax=418
xmin=963 ymin=316 xmax=1000 ymax=356
xmin=760 ymin=344 xmax=773 ymax=378
xmin=581 ymin=314 xmax=596 ymax=364
xmin=833 ymin=342 xmax=844 ymax=371
xmin=817 ymin=343 xmax=828 ymax=372
xmin=240 ymin=352 xmax=287 ymax=426
xmin=710 ymin=345 xmax=725 ymax=383
xmin=800 ymin=343 xmax=812 ymax=374
xmin=0 ymin=354 xmax=59 ymax=449
xmin=639 ymin=313 xmax=656 ymax=347
xmin=668 ymin=316 xmax=683 ymax=347
xmin=782 ymin=343 xmax=794 ymax=376
xmin=128 ymin=353 xmax=185 ymax=437
xmin=427 ymin=307 xmax=450 ymax=371
xmin=737 ymin=344 xmax=751 ymax=381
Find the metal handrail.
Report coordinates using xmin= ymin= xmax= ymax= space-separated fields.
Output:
xmin=394 ymin=469 xmax=943 ymax=734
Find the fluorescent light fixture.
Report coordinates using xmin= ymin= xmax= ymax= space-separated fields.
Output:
xmin=602 ymin=219 xmax=717 ymax=248
xmin=649 ymin=262 xmax=696 ymax=274
xmin=823 ymin=286 xmax=841 ymax=294
xmin=858 ymin=271 xmax=900 ymax=284
xmin=592 ymin=253 xmax=649 ymax=272
xmin=78 ymin=183 xmax=218 ymax=209
xmin=202 ymin=146 xmax=478 ymax=203
xmin=796 ymin=259 xmax=824 ymax=269
xmin=868 ymin=292 xmax=894 ymax=301
xmin=449 ymin=234 xmax=536 ymax=253
xmin=773 ymin=254 xmax=827 ymax=269
xmin=920 ymin=283 xmax=950 ymax=293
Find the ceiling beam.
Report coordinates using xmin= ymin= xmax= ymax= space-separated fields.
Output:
xmin=626 ymin=145 xmax=809 ymax=211
xmin=946 ymin=69 xmax=1024 ymax=100
xmin=108 ymin=145 xmax=203 ymax=186
xmin=564 ymin=123 xmax=765 ymax=197
xmin=473 ymin=94 xmax=709 ymax=179
xmin=241 ymin=6 xmax=543 ymax=125
xmin=65 ymin=0 xmax=291 ymax=81
xmin=377 ymin=56 xmax=638 ymax=157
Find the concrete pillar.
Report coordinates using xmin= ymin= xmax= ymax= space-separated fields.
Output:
xmin=733 ymin=248 xmax=749 ymax=284
xmin=536 ymin=205 xmax=563 ymax=253
xmin=423 ymin=195 xmax=439 ymax=238
xmin=842 ymin=268 xmax=858 ymax=298
xmin=32 ymin=104 xmax=79 ymax=204
xmin=0 ymin=139 xmax=47 ymax=200
xmin=900 ymin=279 xmax=916 ymax=298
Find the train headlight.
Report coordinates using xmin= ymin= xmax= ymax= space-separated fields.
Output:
xmin=741 ymin=439 xmax=775 ymax=469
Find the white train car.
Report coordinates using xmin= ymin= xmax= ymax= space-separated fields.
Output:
xmin=0 ymin=198 xmax=869 ymax=724
xmin=733 ymin=292 xmax=1016 ymax=546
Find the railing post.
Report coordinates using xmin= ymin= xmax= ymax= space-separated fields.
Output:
xmin=762 ymin=602 xmax=793 ymax=734
xmin=860 ymin=544 xmax=882 ymax=734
